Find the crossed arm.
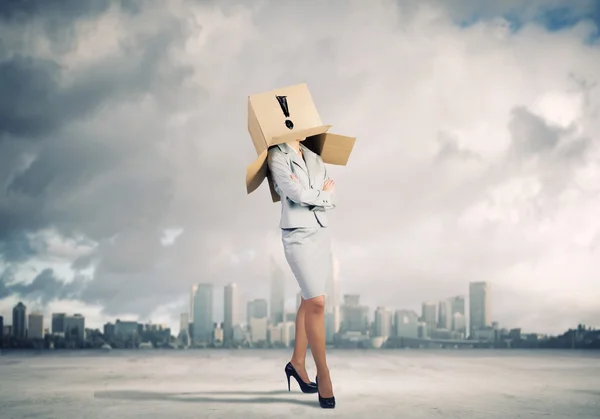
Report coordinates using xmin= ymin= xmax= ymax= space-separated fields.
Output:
xmin=267 ymin=148 xmax=336 ymax=210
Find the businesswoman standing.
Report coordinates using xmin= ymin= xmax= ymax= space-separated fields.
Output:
xmin=267 ymin=138 xmax=336 ymax=409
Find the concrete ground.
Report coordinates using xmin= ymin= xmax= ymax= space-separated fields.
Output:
xmin=0 ymin=349 xmax=599 ymax=418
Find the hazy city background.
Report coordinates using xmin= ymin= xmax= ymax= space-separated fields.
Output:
xmin=1 ymin=0 xmax=600 ymax=349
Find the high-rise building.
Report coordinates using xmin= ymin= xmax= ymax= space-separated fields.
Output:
xmin=52 ymin=313 xmax=66 ymax=335
xmin=249 ymin=317 xmax=268 ymax=343
xmin=12 ymin=302 xmax=27 ymax=339
xmin=247 ymin=299 xmax=268 ymax=325
xmin=421 ymin=301 xmax=437 ymax=333
xmin=192 ymin=283 xmax=213 ymax=344
xmin=103 ymin=322 xmax=115 ymax=341
xmin=374 ymin=307 xmax=393 ymax=338
xmin=64 ymin=314 xmax=85 ymax=342
xmin=394 ymin=310 xmax=420 ymax=339
xmin=270 ymin=257 xmax=285 ymax=325
xmin=340 ymin=295 xmax=369 ymax=333
xmin=190 ymin=284 xmax=198 ymax=319
xmin=0 ymin=315 xmax=3 ymax=346
xmin=179 ymin=313 xmax=190 ymax=346
xmin=448 ymin=296 xmax=466 ymax=332
xmin=437 ymin=300 xmax=452 ymax=330
xmin=28 ymin=312 xmax=44 ymax=339
xmin=223 ymin=283 xmax=238 ymax=344
xmin=469 ymin=282 xmax=491 ymax=337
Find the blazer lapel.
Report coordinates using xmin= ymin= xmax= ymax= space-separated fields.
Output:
xmin=299 ymin=143 xmax=320 ymax=186
xmin=277 ymin=143 xmax=309 ymax=177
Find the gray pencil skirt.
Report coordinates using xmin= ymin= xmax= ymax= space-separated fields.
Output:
xmin=281 ymin=226 xmax=333 ymax=300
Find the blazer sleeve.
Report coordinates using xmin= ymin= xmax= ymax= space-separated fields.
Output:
xmin=267 ymin=148 xmax=333 ymax=208
xmin=311 ymin=159 xmax=336 ymax=212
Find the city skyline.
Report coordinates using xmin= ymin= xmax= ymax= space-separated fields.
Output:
xmin=0 ymin=1 xmax=599 ymax=338
xmin=0 ymin=278 xmax=531 ymax=341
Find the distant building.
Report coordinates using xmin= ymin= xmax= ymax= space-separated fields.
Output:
xmin=269 ymin=321 xmax=294 ymax=347
xmin=28 ymin=312 xmax=44 ymax=339
xmin=114 ymin=320 xmax=138 ymax=339
xmin=452 ymin=312 xmax=466 ymax=338
xmin=12 ymin=302 xmax=27 ymax=339
xmin=394 ymin=310 xmax=419 ymax=339
xmin=192 ymin=283 xmax=213 ymax=344
xmin=249 ymin=317 xmax=268 ymax=343
xmin=0 ymin=315 xmax=3 ymax=346
xmin=212 ymin=323 xmax=223 ymax=345
xmin=103 ymin=322 xmax=115 ymax=340
xmin=64 ymin=314 xmax=85 ymax=342
xmin=437 ymin=300 xmax=452 ymax=330
xmin=247 ymin=299 xmax=268 ymax=325
xmin=223 ymin=283 xmax=238 ymax=344
xmin=421 ymin=301 xmax=437 ymax=334
xmin=52 ymin=313 xmax=66 ymax=336
xmin=340 ymin=295 xmax=369 ymax=333
xmin=469 ymin=282 xmax=491 ymax=337
xmin=374 ymin=307 xmax=393 ymax=338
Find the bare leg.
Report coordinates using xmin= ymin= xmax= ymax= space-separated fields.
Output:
xmin=303 ymin=295 xmax=333 ymax=398
xmin=290 ymin=299 xmax=311 ymax=383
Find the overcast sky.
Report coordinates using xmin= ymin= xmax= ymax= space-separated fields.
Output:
xmin=0 ymin=0 xmax=599 ymax=335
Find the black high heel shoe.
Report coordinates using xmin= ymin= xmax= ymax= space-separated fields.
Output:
xmin=316 ymin=375 xmax=336 ymax=409
xmin=285 ymin=362 xmax=318 ymax=393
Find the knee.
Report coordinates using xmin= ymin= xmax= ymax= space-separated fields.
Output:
xmin=304 ymin=295 xmax=325 ymax=313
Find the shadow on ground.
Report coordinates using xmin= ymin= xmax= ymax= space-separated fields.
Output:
xmin=93 ymin=390 xmax=320 ymax=407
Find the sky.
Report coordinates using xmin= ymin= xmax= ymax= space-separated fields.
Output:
xmin=0 ymin=0 xmax=599 ymax=335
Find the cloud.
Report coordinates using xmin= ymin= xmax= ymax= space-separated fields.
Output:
xmin=0 ymin=0 xmax=599 ymax=334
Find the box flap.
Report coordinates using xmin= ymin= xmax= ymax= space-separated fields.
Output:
xmin=271 ymin=125 xmax=331 ymax=146
xmin=246 ymin=149 xmax=268 ymax=194
xmin=302 ymin=133 xmax=356 ymax=166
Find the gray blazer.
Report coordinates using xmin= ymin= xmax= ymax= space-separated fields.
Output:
xmin=267 ymin=142 xmax=336 ymax=229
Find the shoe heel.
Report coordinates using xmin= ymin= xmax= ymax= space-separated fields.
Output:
xmin=285 ymin=370 xmax=291 ymax=391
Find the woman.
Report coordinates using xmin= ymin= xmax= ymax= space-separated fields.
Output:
xmin=267 ymin=138 xmax=336 ymax=409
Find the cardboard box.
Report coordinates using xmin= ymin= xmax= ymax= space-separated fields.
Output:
xmin=245 ymin=83 xmax=356 ymax=202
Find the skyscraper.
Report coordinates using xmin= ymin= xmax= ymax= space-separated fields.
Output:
xmin=448 ymin=295 xmax=466 ymax=334
xmin=394 ymin=309 xmax=419 ymax=339
xmin=0 ymin=315 xmax=3 ymax=346
xmin=64 ymin=314 xmax=85 ymax=342
xmin=270 ymin=257 xmax=285 ymax=325
xmin=469 ymin=282 xmax=491 ymax=337
xmin=190 ymin=285 xmax=198 ymax=319
xmin=421 ymin=301 xmax=437 ymax=333
xmin=179 ymin=313 xmax=190 ymax=346
xmin=340 ymin=294 xmax=369 ymax=333
xmin=374 ymin=307 xmax=393 ymax=338
xmin=437 ymin=300 xmax=452 ymax=330
xmin=52 ymin=313 xmax=66 ymax=335
xmin=28 ymin=312 xmax=44 ymax=339
xmin=192 ymin=283 xmax=213 ymax=344
xmin=247 ymin=299 xmax=268 ymax=325
xmin=12 ymin=302 xmax=27 ymax=339
xmin=223 ymin=283 xmax=238 ymax=344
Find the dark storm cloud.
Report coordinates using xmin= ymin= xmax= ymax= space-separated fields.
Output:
xmin=0 ymin=0 xmax=141 ymax=23
xmin=0 ymin=232 xmax=37 ymax=263
xmin=0 ymin=267 xmax=84 ymax=304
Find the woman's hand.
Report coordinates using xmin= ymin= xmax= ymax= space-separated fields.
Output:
xmin=323 ymin=179 xmax=335 ymax=192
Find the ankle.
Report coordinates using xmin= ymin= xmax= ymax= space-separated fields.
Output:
xmin=290 ymin=358 xmax=306 ymax=368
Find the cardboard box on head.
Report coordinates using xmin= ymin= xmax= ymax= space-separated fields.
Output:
xmin=245 ymin=83 xmax=356 ymax=203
